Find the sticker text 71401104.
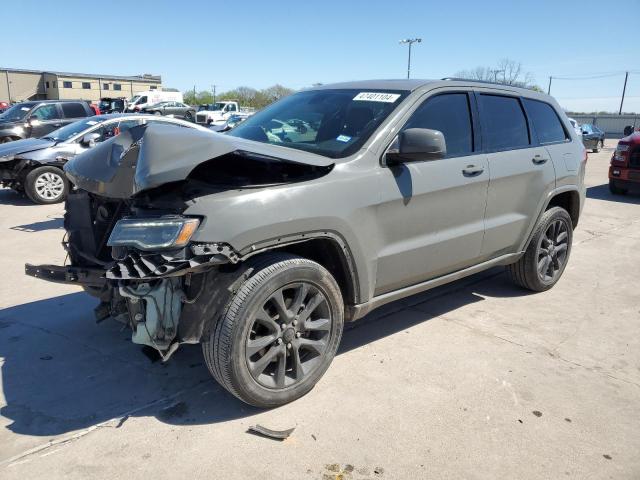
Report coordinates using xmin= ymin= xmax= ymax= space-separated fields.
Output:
xmin=353 ymin=92 xmax=401 ymax=103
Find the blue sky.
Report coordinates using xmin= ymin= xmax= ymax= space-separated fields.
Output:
xmin=4 ymin=0 xmax=640 ymax=112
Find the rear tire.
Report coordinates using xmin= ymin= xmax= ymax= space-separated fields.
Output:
xmin=507 ymin=207 xmax=573 ymax=292
xmin=609 ymin=179 xmax=628 ymax=195
xmin=24 ymin=166 xmax=69 ymax=204
xmin=202 ymin=253 xmax=344 ymax=408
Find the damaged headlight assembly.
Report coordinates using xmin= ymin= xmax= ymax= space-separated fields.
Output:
xmin=108 ymin=217 xmax=200 ymax=251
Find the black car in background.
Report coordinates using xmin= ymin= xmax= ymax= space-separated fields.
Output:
xmin=98 ymin=98 xmax=127 ymax=114
xmin=0 ymin=100 xmax=95 ymax=143
xmin=140 ymin=101 xmax=195 ymax=121
xmin=581 ymin=123 xmax=605 ymax=152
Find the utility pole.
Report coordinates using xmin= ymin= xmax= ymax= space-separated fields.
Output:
xmin=399 ymin=38 xmax=422 ymax=79
xmin=211 ymin=84 xmax=216 ymax=103
xmin=547 ymin=76 xmax=552 ymax=95
xmin=619 ymin=71 xmax=629 ymax=115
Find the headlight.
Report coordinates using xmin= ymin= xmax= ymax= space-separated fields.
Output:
xmin=0 ymin=155 xmax=15 ymax=162
xmin=108 ymin=217 xmax=200 ymax=250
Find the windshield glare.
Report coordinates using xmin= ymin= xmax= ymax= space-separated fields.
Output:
xmin=228 ymin=89 xmax=408 ymax=158
xmin=44 ymin=118 xmax=102 ymax=142
xmin=0 ymin=104 xmax=32 ymax=122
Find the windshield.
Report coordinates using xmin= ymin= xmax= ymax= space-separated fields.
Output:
xmin=203 ymin=102 xmax=228 ymax=111
xmin=228 ymin=89 xmax=408 ymax=158
xmin=43 ymin=118 xmax=103 ymax=142
xmin=0 ymin=104 xmax=33 ymax=122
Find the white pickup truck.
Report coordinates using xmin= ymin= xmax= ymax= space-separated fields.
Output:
xmin=195 ymin=101 xmax=253 ymax=126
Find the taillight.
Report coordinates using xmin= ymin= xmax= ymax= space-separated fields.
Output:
xmin=612 ymin=143 xmax=630 ymax=165
xmin=583 ymin=147 xmax=588 ymax=163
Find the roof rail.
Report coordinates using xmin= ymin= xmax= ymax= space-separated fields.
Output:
xmin=441 ymin=77 xmax=525 ymax=88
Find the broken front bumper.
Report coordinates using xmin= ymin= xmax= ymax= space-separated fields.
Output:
xmin=25 ymin=263 xmax=106 ymax=288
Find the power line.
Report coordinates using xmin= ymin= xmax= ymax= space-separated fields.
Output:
xmin=552 ymin=71 xmax=627 ymax=80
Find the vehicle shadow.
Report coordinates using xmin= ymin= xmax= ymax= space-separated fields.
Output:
xmin=587 ymin=183 xmax=640 ymax=204
xmin=10 ymin=217 xmax=63 ymax=232
xmin=0 ymin=268 xmax=526 ymax=440
xmin=0 ymin=188 xmax=35 ymax=206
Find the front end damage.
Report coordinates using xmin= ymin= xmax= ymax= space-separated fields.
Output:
xmin=25 ymin=123 xmax=334 ymax=360
xmin=26 ymin=187 xmax=242 ymax=361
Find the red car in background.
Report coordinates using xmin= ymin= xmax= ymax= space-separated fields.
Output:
xmin=0 ymin=101 xmax=9 ymax=114
xmin=609 ymin=132 xmax=640 ymax=194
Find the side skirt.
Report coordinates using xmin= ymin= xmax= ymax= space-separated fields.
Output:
xmin=347 ymin=252 xmax=523 ymax=321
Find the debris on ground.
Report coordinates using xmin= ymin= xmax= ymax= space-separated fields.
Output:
xmin=247 ymin=424 xmax=295 ymax=441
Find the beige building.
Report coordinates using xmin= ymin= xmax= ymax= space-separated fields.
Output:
xmin=1 ymin=68 xmax=162 ymax=103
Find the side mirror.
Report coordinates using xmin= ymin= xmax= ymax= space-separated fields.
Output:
xmin=28 ymin=117 xmax=41 ymax=126
xmin=386 ymin=128 xmax=447 ymax=164
xmin=81 ymin=132 xmax=101 ymax=147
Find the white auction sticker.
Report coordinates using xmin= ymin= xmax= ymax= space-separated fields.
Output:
xmin=353 ymin=92 xmax=401 ymax=103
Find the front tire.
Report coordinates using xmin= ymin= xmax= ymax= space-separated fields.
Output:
xmin=507 ymin=207 xmax=573 ymax=292
xmin=202 ymin=253 xmax=344 ymax=407
xmin=24 ymin=166 xmax=69 ymax=204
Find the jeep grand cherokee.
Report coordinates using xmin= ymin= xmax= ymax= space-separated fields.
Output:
xmin=26 ymin=79 xmax=587 ymax=407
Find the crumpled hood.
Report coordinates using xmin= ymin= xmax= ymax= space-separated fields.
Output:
xmin=0 ymin=138 xmax=55 ymax=161
xmin=64 ymin=123 xmax=333 ymax=198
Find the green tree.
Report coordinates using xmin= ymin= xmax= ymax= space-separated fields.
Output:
xmin=186 ymin=84 xmax=297 ymax=110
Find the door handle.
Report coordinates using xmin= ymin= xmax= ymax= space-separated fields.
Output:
xmin=532 ymin=155 xmax=548 ymax=165
xmin=462 ymin=165 xmax=484 ymax=176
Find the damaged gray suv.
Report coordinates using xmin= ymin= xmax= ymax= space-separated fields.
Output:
xmin=26 ymin=80 xmax=587 ymax=407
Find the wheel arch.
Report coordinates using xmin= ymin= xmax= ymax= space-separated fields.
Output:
xmin=521 ymin=186 xmax=581 ymax=251
xmin=239 ymin=232 xmax=360 ymax=308
xmin=546 ymin=189 xmax=580 ymax=228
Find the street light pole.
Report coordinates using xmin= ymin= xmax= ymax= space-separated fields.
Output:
xmin=399 ymin=38 xmax=422 ymax=79
xmin=619 ymin=71 xmax=629 ymax=115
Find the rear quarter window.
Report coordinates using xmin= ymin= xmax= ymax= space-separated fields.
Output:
xmin=523 ymin=99 xmax=568 ymax=144
xmin=61 ymin=102 xmax=88 ymax=118
xmin=478 ymin=94 xmax=530 ymax=151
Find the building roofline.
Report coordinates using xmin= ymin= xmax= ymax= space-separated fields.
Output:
xmin=1 ymin=67 xmax=161 ymax=83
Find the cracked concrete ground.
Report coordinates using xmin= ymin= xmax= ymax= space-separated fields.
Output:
xmin=0 ymin=142 xmax=638 ymax=479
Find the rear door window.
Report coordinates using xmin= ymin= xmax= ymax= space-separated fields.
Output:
xmin=61 ymin=102 xmax=88 ymax=118
xmin=478 ymin=94 xmax=530 ymax=151
xmin=523 ymin=99 xmax=568 ymax=144
xmin=403 ymin=93 xmax=474 ymax=157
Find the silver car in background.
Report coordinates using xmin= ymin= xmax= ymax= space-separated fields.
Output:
xmin=0 ymin=114 xmax=210 ymax=204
